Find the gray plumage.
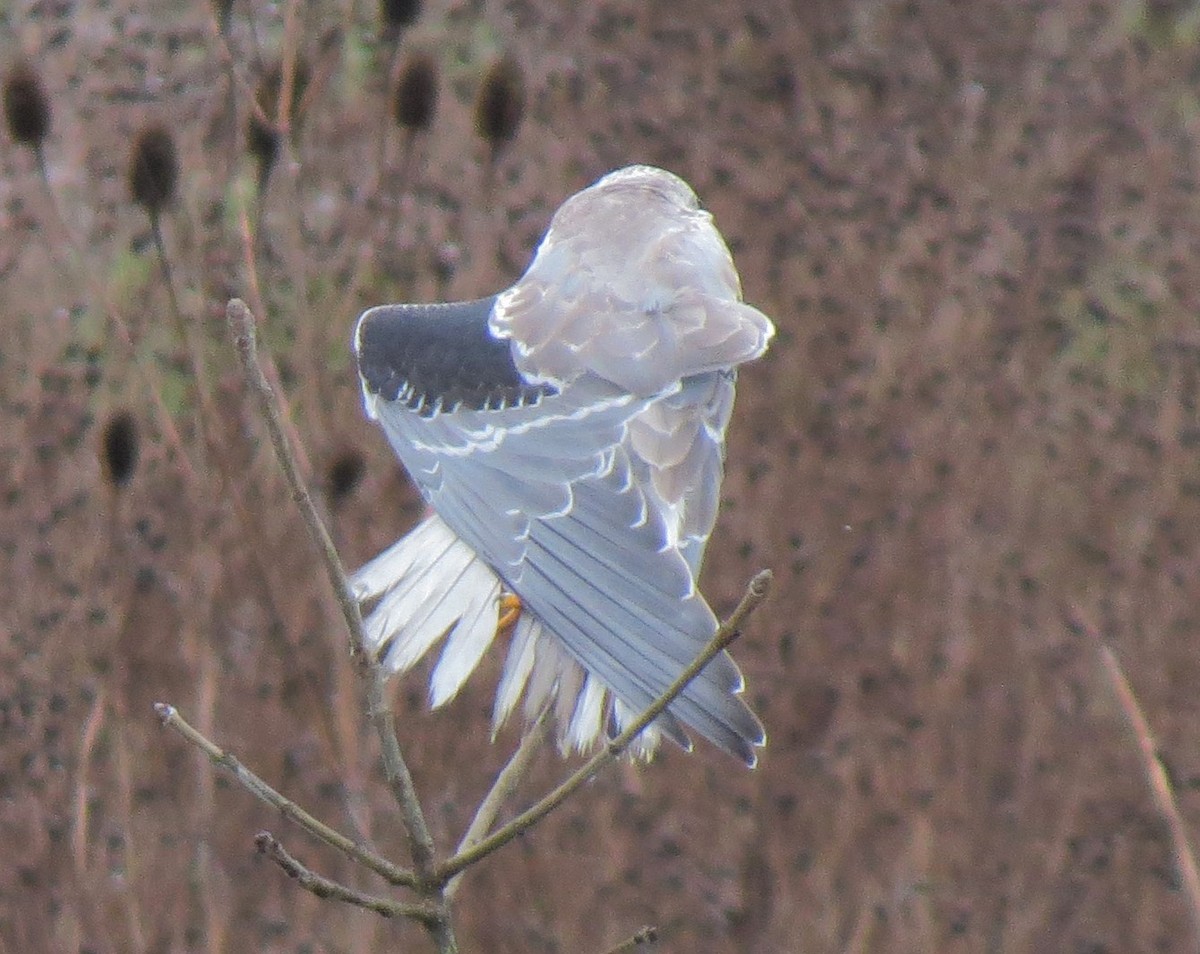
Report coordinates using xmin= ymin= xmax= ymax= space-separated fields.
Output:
xmin=352 ymin=165 xmax=774 ymax=764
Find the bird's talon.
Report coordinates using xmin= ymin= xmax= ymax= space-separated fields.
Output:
xmin=497 ymin=593 xmax=522 ymax=639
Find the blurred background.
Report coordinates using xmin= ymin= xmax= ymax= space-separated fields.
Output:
xmin=3 ymin=0 xmax=1200 ymax=950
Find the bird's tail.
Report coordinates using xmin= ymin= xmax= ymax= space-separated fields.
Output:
xmin=352 ymin=514 xmax=663 ymax=758
xmin=352 ymin=514 xmax=502 ymax=707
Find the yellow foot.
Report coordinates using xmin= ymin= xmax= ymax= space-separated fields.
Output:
xmin=497 ymin=593 xmax=522 ymax=640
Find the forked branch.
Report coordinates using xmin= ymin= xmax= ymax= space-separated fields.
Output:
xmin=153 ymin=702 xmax=416 ymax=889
xmin=225 ymin=297 xmax=448 ymax=946
xmin=434 ymin=569 xmax=772 ymax=885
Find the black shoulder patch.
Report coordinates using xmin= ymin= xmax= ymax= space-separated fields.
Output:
xmin=355 ymin=296 xmax=554 ymax=416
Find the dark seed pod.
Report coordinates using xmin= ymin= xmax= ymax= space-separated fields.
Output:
xmin=393 ymin=52 xmax=438 ymax=132
xmin=245 ymin=114 xmax=280 ymax=190
xmin=380 ymin=0 xmax=422 ymax=39
xmin=474 ymin=57 xmax=526 ymax=150
xmin=3 ymin=60 xmax=51 ymax=149
xmin=245 ymin=116 xmax=279 ymax=191
xmin=211 ymin=0 xmax=235 ymax=35
xmin=327 ymin=448 xmax=366 ymax=503
xmin=128 ymin=123 xmax=179 ymax=214
xmin=100 ymin=410 xmax=139 ymax=489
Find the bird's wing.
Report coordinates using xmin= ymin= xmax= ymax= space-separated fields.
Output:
xmin=355 ymin=299 xmax=763 ymax=763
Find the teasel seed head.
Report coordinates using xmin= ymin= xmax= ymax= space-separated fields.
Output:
xmin=211 ymin=0 xmax=235 ymax=35
xmin=393 ymin=52 xmax=438 ymax=133
xmin=128 ymin=123 xmax=179 ymax=216
xmin=327 ymin=448 xmax=366 ymax=504
xmin=380 ymin=0 xmax=422 ymax=40
xmin=474 ymin=56 xmax=526 ymax=151
xmin=4 ymin=60 xmax=51 ymax=150
xmin=100 ymin=410 xmax=139 ymax=489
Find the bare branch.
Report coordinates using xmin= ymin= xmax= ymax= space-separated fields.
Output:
xmin=1071 ymin=607 xmax=1200 ymax=947
xmin=434 ymin=569 xmax=772 ymax=884
xmin=225 ymin=298 xmax=362 ymax=657
xmin=225 ymin=297 xmax=440 ymax=877
xmin=154 ymin=702 xmax=416 ymax=888
xmin=1101 ymin=653 xmax=1200 ymax=937
xmin=254 ymin=832 xmax=435 ymax=922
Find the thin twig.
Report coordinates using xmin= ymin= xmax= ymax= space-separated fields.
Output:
xmin=1071 ymin=607 xmax=1200 ymax=946
xmin=154 ymin=702 xmax=416 ymax=889
xmin=206 ymin=12 xmax=273 ymax=134
xmin=277 ymin=0 xmax=301 ymax=140
xmin=72 ymin=688 xmax=107 ymax=874
xmin=150 ymin=214 xmax=221 ymax=471
xmin=446 ymin=707 xmax=552 ymax=900
xmin=600 ymin=925 xmax=659 ymax=953
xmin=1098 ymin=645 xmax=1200 ymax=942
xmin=255 ymin=832 xmax=435 ymax=922
xmin=435 ymin=569 xmax=773 ymax=884
xmin=150 ymin=214 xmax=195 ymax=378
xmin=225 ymin=299 xmax=360 ymax=656
xmin=224 ymin=298 xmax=442 ymax=885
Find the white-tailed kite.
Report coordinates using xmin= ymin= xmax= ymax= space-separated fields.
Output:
xmin=352 ymin=165 xmax=774 ymax=765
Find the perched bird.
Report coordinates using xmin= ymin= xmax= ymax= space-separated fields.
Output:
xmin=352 ymin=165 xmax=774 ymax=764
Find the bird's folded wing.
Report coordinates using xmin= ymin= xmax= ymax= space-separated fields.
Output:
xmin=368 ymin=371 xmax=763 ymax=763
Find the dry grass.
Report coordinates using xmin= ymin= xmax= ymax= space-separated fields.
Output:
xmin=2 ymin=0 xmax=1200 ymax=951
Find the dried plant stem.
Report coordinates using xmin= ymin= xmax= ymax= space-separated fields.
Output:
xmin=150 ymin=214 xmax=183 ymax=339
xmin=112 ymin=720 xmax=149 ymax=952
xmin=226 ymin=298 xmax=362 ymax=655
xmin=233 ymin=206 xmax=313 ymax=477
xmin=154 ymin=702 xmax=416 ymax=888
xmin=32 ymin=145 xmax=84 ymax=271
xmin=205 ymin=10 xmax=273 ymax=134
xmin=150 ymin=213 xmax=219 ymax=459
xmin=72 ymin=688 xmax=107 ymax=874
xmin=1071 ymin=607 xmax=1200 ymax=944
xmin=445 ymin=706 xmax=553 ymax=900
xmin=434 ymin=569 xmax=773 ymax=884
xmin=277 ymin=0 xmax=301 ymax=138
xmin=1097 ymin=644 xmax=1200 ymax=944
xmin=225 ymin=298 xmax=453 ymax=950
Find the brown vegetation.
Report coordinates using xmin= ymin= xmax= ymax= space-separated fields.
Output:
xmin=2 ymin=0 xmax=1200 ymax=951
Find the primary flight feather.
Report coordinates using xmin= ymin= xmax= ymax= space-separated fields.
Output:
xmin=352 ymin=165 xmax=774 ymax=764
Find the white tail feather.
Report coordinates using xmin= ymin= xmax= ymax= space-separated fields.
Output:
xmin=567 ymin=674 xmax=607 ymax=753
xmin=523 ymin=634 xmax=569 ymax=724
xmin=612 ymin=698 xmax=662 ymax=760
xmin=429 ymin=565 xmax=502 ymax=705
xmin=352 ymin=516 xmax=455 ymax=601
xmin=354 ymin=516 xmax=502 ymax=695
xmin=492 ymin=614 xmax=540 ymax=731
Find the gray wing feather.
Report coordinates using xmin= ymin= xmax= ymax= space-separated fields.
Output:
xmin=523 ymin=509 xmax=757 ymax=755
